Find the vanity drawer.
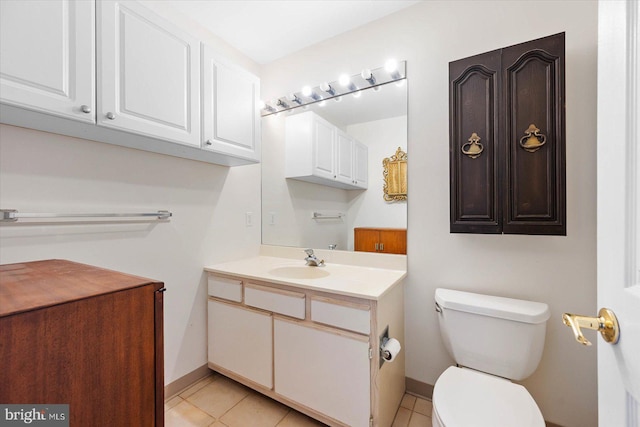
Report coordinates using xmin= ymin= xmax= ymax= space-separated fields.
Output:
xmin=208 ymin=275 xmax=242 ymax=302
xmin=245 ymin=283 xmax=306 ymax=319
xmin=311 ymin=296 xmax=370 ymax=335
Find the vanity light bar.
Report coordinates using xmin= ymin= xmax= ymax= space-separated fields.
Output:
xmin=261 ymin=60 xmax=406 ymax=117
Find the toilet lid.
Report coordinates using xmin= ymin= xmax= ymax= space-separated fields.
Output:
xmin=432 ymin=367 xmax=545 ymax=427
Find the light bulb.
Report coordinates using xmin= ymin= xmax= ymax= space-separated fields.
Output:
xmin=352 ymin=91 xmax=362 ymax=98
xmin=361 ymin=69 xmax=375 ymax=85
xmin=301 ymin=86 xmax=312 ymax=97
xmin=318 ymin=100 xmax=327 ymax=107
xmin=338 ymin=74 xmax=351 ymax=87
xmin=385 ymin=59 xmax=401 ymax=79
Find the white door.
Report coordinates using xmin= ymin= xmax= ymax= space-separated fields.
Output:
xmin=597 ymin=1 xmax=640 ymax=426
xmin=97 ymin=0 xmax=200 ymax=146
xmin=353 ymin=140 xmax=369 ymax=189
xmin=202 ymin=44 xmax=260 ymax=161
xmin=0 ymin=0 xmax=95 ymax=122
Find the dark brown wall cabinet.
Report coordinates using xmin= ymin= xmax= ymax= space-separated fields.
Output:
xmin=0 ymin=260 xmax=165 ymax=427
xmin=450 ymin=33 xmax=565 ymax=235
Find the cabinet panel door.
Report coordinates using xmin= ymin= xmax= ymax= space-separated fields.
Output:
xmin=353 ymin=140 xmax=369 ymax=188
xmin=0 ymin=0 xmax=95 ymax=122
xmin=449 ymin=49 xmax=501 ymax=233
xmin=274 ymin=319 xmax=370 ymax=427
xmin=98 ymin=0 xmax=200 ymax=146
xmin=202 ymin=45 xmax=260 ymax=161
xmin=354 ymin=228 xmax=379 ymax=253
xmin=208 ymin=300 xmax=273 ymax=389
xmin=336 ymin=130 xmax=354 ymax=184
xmin=380 ymin=229 xmax=407 ymax=254
xmin=502 ymin=33 xmax=565 ymax=235
xmin=312 ymin=118 xmax=336 ymax=180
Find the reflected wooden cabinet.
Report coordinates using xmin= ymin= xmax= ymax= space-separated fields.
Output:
xmin=449 ymin=33 xmax=565 ymax=235
xmin=0 ymin=260 xmax=165 ymax=427
xmin=354 ymin=228 xmax=407 ymax=254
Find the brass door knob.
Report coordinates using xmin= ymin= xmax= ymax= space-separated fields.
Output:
xmin=562 ymin=308 xmax=620 ymax=346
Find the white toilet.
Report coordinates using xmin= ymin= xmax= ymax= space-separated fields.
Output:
xmin=432 ymin=288 xmax=551 ymax=427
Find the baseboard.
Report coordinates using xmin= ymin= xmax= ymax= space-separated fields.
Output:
xmin=164 ymin=364 xmax=212 ymax=399
xmin=405 ymin=377 xmax=434 ymax=400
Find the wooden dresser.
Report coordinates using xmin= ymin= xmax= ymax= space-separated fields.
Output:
xmin=354 ymin=228 xmax=407 ymax=255
xmin=0 ymin=260 xmax=165 ymax=427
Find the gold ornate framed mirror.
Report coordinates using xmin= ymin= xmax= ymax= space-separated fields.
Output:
xmin=383 ymin=147 xmax=408 ymax=202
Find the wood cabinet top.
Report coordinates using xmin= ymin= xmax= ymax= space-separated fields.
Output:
xmin=0 ymin=259 xmax=162 ymax=317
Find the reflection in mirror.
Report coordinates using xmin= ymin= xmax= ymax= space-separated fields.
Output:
xmin=261 ymin=81 xmax=407 ymax=252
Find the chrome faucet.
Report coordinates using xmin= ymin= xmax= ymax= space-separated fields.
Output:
xmin=304 ymin=249 xmax=325 ymax=267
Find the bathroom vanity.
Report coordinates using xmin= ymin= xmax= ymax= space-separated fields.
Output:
xmin=204 ymin=248 xmax=406 ymax=427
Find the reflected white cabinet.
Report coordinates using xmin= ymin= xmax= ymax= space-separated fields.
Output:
xmin=201 ymin=45 xmax=260 ymax=161
xmin=97 ymin=0 xmax=200 ymax=146
xmin=207 ymin=299 xmax=273 ymax=389
xmin=353 ymin=140 xmax=369 ymax=188
xmin=274 ymin=318 xmax=371 ymax=427
xmin=0 ymin=0 xmax=95 ymax=123
xmin=285 ymin=111 xmax=367 ymax=190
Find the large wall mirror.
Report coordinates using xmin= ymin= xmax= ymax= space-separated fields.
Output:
xmin=261 ymin=80 xmax=407 ymax=253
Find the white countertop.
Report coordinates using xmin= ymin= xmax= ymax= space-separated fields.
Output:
xmin=204 ymin=255 xmax=406 ymax=300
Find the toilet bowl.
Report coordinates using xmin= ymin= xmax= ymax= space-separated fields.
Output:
xmin=432 ymin=288 xmax=550 ymax=427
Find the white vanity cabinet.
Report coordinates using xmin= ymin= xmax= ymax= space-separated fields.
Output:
xmin=0 ymin=0 xmax=260 ymax=166
xmin=0 ymin=0 xmax=95 ymax=123
xmin=286 ymin=111 xmax=368 ymax=190
xmin=97 ymin=0 xmax=200 ymax=146
xmin=201 ymin=45 xmax=261 ymax=162
xmin=206 ymin=270 xmax=405 ymax=427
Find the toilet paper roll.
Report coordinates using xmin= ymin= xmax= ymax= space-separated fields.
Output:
xmin=381 ymin=338 xmax=402 ymax=362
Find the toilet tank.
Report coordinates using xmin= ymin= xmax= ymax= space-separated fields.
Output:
xmin=435 ymin=288 xmax=550 ymax=381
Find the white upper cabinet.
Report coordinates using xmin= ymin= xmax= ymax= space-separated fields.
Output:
xmin=0 ymin=0 xmax=95 ymax=123
xmin=201 ymin=45 xmax=260 ymax=162
xmin=97 ymin=0 xmax=200 ymax=146
xmin=285 ymin=111 xmax=367 ymax=190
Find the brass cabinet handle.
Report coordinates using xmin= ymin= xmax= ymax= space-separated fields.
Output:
xmin=519 ymin=124 xmax=547 ymax=152
xmin=562 ymin=308 xmax=620 ymax=346
xmin=461 ymin=132 xmax=484 ymax=159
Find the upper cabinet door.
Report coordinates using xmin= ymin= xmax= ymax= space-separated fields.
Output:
xmin=202 ymin=45 xmax=260 ymax=162
xmin=312 ymin=117 xmax=336 ymax=180
xmin=97 ymin=0 xmax=200 ymax=146
xmin=0 ymin=0 xmax=95 ymax=122
xmin=353 ymin=140 xmax=368 ymax=189
xmin=336 ymin=130 xmax=354 ymax=185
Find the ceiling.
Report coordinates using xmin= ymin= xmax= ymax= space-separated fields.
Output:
xmin=155 ymin=0 xmax=420 ymax=64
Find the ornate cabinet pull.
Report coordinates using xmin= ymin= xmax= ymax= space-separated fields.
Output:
xmin=461 ymin=132 xmax=484 ymax=159
xmin=519 ymin=124 xmax=547 ymax=152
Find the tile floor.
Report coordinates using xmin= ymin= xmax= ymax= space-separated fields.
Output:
xmin=164 ymin=372 xmax=433 ymax=427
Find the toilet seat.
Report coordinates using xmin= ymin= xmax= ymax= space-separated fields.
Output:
xmin=432 ymin=366 xmax=545 ymax=427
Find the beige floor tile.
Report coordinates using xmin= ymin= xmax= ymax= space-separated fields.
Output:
xmin=413 ymin=398 xmax=432 ymax=417
xmin=276 ymin=410 xmax=327 ymax=427
xmin=220 ymin=392 xmax=289 ymax=427
xmin=179 ymin=374 xmax=218 ymax=399
xmin=165 ymin=400 xmax=215 ymax=427
xmin=407 ymin=412 xmax=431 ymax=427
xmin=391 ymin=406 xmax=412 ymax=427
xmin=186 ymin=376 xmax=250 ymax=418
xmin=165 ymin=395 xmax=184 ymax=411
xmin=210 ymin=422 xmax=228 ymax=427
xmin=400 ymin=393 xmax=417 ymax=410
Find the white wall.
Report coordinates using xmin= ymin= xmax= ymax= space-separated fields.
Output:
xmin=0 ymin=3 xmax=262 ymax=386
xmin=261 ymin=2 xmax=598 ymax=426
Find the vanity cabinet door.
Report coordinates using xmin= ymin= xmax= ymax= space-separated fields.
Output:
xmin=208 ymin=300 xmax=273 ymax=389
xmin=202 ymin=44 xmax=260 ymax=162
xmin=0 ymin=0 xmax=95 ymax=123
xmin=312 ymin=116 xmax=337 ymax=181
xmin=97 ymin=0 xmax=200 ymax=146
xmin=274 ymin=318 xmax=371 ymax=427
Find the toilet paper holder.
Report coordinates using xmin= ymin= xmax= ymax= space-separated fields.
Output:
xmin=379 ymin=326 xmax=402 ymax=367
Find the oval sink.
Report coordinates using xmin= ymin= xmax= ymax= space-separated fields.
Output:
xmin=268 ymin=266 xmax=330 ymax=279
